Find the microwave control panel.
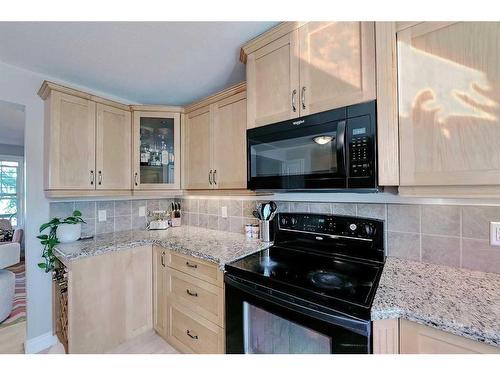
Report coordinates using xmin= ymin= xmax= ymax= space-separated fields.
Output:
xmin=348 ymin=116 xmax=373 ymax=178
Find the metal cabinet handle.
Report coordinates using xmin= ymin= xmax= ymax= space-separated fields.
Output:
xmin=185 ymin=261 xmax=198 ymax=269
xmin=208 ymin=170 xmax=213 ymax=185
xmin=301 ymin=86 xmax=306 ymax=110
xmin=134 ymin=172 xmax=138 ymax=186
xmin=186 ymin=330 xmax=198 ymax=340
xmin=213 ymin=170 xmax=217 ymax=185
xmin=90 ymin=170 xmax=94 ymax=185
xmin=186 ymin=289 xmax=198 ymax=297
xmin=161 ymin=251 xmax=165 ymax=267
xmin=291 ymin=89 xmax=297 ymax=112
xmin=98 ymin=171 xmax=102 ymax=185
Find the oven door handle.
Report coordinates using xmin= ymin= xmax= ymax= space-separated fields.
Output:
xmin=224 ymin=274 xmax=370 ymax=337
xmin=336 ymin=120 xmax=347 ymax=177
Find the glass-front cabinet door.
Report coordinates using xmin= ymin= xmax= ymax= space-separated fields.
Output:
xmin=133 ymin=110 xmax=181 ymax=190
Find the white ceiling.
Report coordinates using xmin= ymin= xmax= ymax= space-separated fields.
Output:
xmin=0 ymin=22 xmax=278 ymax=105
xmin=0 ymin=100 xmax=25 ymax=146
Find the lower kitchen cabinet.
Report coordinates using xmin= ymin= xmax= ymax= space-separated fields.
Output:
xmin=54 ymin=245 xmax=153 ymax=353
xmin=153 ymin=246 xmax=225 ymax=353
xmin=373 ymin=319 xmax=500 ymax=354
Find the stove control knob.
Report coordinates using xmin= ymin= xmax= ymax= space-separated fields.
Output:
xmin=363 ymin=224 xmax=375 ymax=237
xmin=280 ymin=216 xmax=289 ymax=226
xmin=291 ymin=217 xmax=298 ymax=225
xmin=349 ymin=223 xmax=357 ymax=232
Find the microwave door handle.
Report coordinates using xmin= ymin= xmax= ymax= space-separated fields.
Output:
xmin=336 ymin=120 xmax=347 ymax=176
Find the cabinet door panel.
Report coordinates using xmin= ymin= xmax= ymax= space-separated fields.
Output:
xmin=184 ymin=106 xmax=212 ymax=189
xmin=153 ymin=246 xmax=168 ymax=338
xmin=398 ymin=22 xmax=500 ymax=186
xmin=246 ymin=31 xmax=299 ymax=128
xmin=299 ymin=22 xmax=376 ymax=116
xmin=132 ymin=111 xmax=181 ymax=190
xmin=47 ymin=91 xmax=96 ymax=189
xmin=96 ymin=104 xmax=131 ymax=190
xmin=212 ymin=92 xmax=247 ymax=189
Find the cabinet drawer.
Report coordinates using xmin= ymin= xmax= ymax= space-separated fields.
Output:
xmin=167 ymin=303 xmax=224 ymax=354
xmin=166 ymin=267 xmax=224 ymax=327
xmin=166 ymin=251 xmax=222 ymax=286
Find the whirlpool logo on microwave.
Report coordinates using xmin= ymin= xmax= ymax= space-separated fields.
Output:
xmin=292 ymin=119 xmax=305 ymax=125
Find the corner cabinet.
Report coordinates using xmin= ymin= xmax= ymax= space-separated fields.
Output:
xmin=183 ymin=83 xmax=247 ymax=191
xmin=39 ymin=81 xmax=132 ymax=196
xmin=132 ymin=107 xmax=182 ymax=191
xmin=397 ymin=22 xmax=500 ymax=197
xmin=244 ymin=22 xmax=376 ymax=129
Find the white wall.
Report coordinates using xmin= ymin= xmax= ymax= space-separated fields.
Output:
xmin=0 ymin=61 xmax=134 ymax=351
xmin=0 ymin=143 xmax=24 ymax=156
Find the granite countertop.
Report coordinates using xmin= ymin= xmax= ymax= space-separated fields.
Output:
xmin=372 ymin=257 xmax=500 ymax=348
xmin=54 ymin=226 xmax=271 ymax=270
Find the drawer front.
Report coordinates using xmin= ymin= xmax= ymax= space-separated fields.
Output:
xmin=167 ymin=303 xmax=224 ymax=354
xmin=166 ymin=267 xmax=224 ymax=326
xmin=166 ymin=251 xmax=222 ymax=286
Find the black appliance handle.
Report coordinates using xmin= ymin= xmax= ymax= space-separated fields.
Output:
xmin=224 ymin=274 xmax=370 ymax=337
xmin=336 ymin=120 xmax=347 ymax=177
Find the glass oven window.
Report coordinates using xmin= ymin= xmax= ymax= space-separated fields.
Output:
xmin=243 ymin=302 xmax=331 ymax=354
xmin=249 ymin=129 xmax=338 ymax=178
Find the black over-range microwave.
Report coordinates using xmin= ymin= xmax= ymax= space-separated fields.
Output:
xmin=247 ymin=100 xmax=377 ymax=191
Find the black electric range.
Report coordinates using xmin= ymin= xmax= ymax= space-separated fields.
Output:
xmin=224 ymin=212 xmax=385 ymax=354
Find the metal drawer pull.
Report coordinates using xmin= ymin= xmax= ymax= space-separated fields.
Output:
xmin=291 ymin=89 xmax=297 ymax=112
xmin=90 ymin=170 xmax=94 ymax=185
xmin=98 ymin=170 xmax=102 ymax=185
xmin=186 ymin=289 xmax=198 ymax=297
xmin=209 ymin=170 xmax=213 ymax=185
xmin=161 ymin=251 xmax=165 ymax=267
xmin=185 ymin=261 xmax=198 ymax=269
xmin=213 ymin=169 xmax=217 ymax=185
xmin=134 ymin=172 xmax=138 ymax=186
xmin=186 ymin=330 xmax=198 ymax=340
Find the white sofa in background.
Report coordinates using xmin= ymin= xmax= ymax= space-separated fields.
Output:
xmin=0 ymin=242 xmax=20 ymax=322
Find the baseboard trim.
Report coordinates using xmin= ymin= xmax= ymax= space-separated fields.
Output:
xmin=25 ymin=331 xmax=57 ymax=354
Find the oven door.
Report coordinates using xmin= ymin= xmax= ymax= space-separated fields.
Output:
xmin=247 ymin=113 xmax=347 ymax=190
xmin=225 ymin=275 xmax=371 ymax=354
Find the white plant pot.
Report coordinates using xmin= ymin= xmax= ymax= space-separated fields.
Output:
xmin=56 ymin=223 xmax=81 ymax=243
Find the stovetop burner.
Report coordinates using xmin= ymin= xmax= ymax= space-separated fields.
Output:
xmin=308 ymin=270 xmax=355 ymax=291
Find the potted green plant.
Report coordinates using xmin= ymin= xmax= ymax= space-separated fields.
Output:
xmin=37 ymin=210 xmax=85 ymax=273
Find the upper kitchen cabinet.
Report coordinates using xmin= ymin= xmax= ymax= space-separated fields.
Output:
xmin=39 ymin=81 xmax=132 ymax=196
xmin=132 ymin=107 xmax=182 ymax=191
xmin=298 ymin=22 xmax=376 ymax=116
xmin=397 ymin=22 xmax=500 ymax=196
xmin=96 ymin=104 xmax=132 ymax=190
xmin=183 ymin=83 xmax=247 ymax=191
xmin=246 ymin=29 xmax=299 ymax=128
xmin=42 ymin=90 xmax=96 ymax=190
xmin=184 ymin=105 xmax=212 ymax=190
xmin=242 ymin=22 xmax=376 ymax=128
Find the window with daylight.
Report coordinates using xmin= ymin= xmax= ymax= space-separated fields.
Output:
xmin=0 ymin=158 xmax=22 ymax=227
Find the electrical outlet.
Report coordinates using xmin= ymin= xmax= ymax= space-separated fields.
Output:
xmin=490 ymin=222 xmax=500 ymax=246
xmin=138 ymin=206 xmax=146 ymax=217
xmin=98 ymin=209 xmax=107 ymax=222
xmin=221 ymin=206 xmax=228 ymax=218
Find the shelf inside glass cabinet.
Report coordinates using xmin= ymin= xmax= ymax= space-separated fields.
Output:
xmin=139 ymin=117 xmax=176 ymax=184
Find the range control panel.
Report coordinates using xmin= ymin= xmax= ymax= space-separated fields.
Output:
xmin=278 ymin=213 xmax=383 ymax=243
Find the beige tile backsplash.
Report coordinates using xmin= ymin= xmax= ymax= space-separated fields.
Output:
xmin=50 ymin=198 xmax=500 ymax=274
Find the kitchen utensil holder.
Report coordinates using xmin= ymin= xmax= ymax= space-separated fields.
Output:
xmin=260 ymin=220 xmax=271 ymax=242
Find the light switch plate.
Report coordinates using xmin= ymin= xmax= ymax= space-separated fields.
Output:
xmin=138 ymin=206 xmax=146 ymax=217
xmin=221 ymin=206 xmax=228 ymax=218
xmin=490 ymin=222 xmax=500 ymax=246
xmin=98 ymin=209 xmax=107 ymax=222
